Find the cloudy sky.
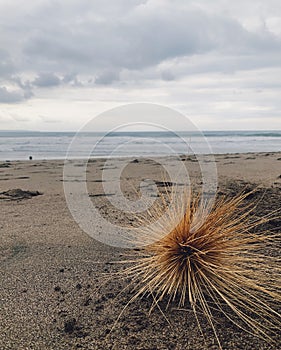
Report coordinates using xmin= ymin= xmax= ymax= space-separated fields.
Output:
xmin=0 ymin=0 xmax=281 ymax=131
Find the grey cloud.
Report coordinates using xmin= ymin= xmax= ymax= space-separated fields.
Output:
xmin=20 ymin=1 xmax=281 ymax=76
xmin=161 ymin=70 xmax=175 ymax=81
xmin=21 ymin=11 xmax=228 ymax=69
xmin=0 ymin=86 xmax=25 ymax=103
xmin=0 ymin=76 xmax=33 ymax=103
xmin=0 ymin=0 xmax=280 ymax=92
xmin=151 ymin=52 xmax=281 ymax=84
xmin=12 ymin=76 xmax=33 ymax=98
xmin=23 ymin=89 xmax=34 ymax=99
xmin=32 ymin=72 xmax=61 ymax=87
xmin=62 ymin=73 xmax=76 ymax=83
xmin=62 ymin=73 xmax=82 ymax=86
xmin=0 ymin=49 xmax=15 ymax=78
xmin=0 ymin=52 xmax=32 ymax=102
xmin=95 ymin=70 xmax=120 ymax=85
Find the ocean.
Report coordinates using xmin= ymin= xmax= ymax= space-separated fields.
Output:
xmin=0 ymin=130 xmax=280 ymax=161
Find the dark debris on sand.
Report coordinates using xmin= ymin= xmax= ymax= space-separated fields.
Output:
xmin=0 ymin=188 xmax=42 ymax=201
xmin=0 ymin=162 xmax=11 ymax=168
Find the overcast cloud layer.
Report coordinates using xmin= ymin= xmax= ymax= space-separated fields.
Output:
xmin=0 ymin=0 xmax=280 ymax=130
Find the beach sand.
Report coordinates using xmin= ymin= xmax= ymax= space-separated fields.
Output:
xmin=0 ymin=152 xmax=280 ymax=349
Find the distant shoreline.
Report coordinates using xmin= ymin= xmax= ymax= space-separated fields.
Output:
xmin=1 ymin=150 xmax=281 ymax=162
xmin=1 ymin=130 xmax=281 ymax=161
xmin=1 ymin=129 xmax=281 ymax=136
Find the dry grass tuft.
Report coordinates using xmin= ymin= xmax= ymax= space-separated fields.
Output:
xmin=120 ymin=189 xmax=281 ymax=348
